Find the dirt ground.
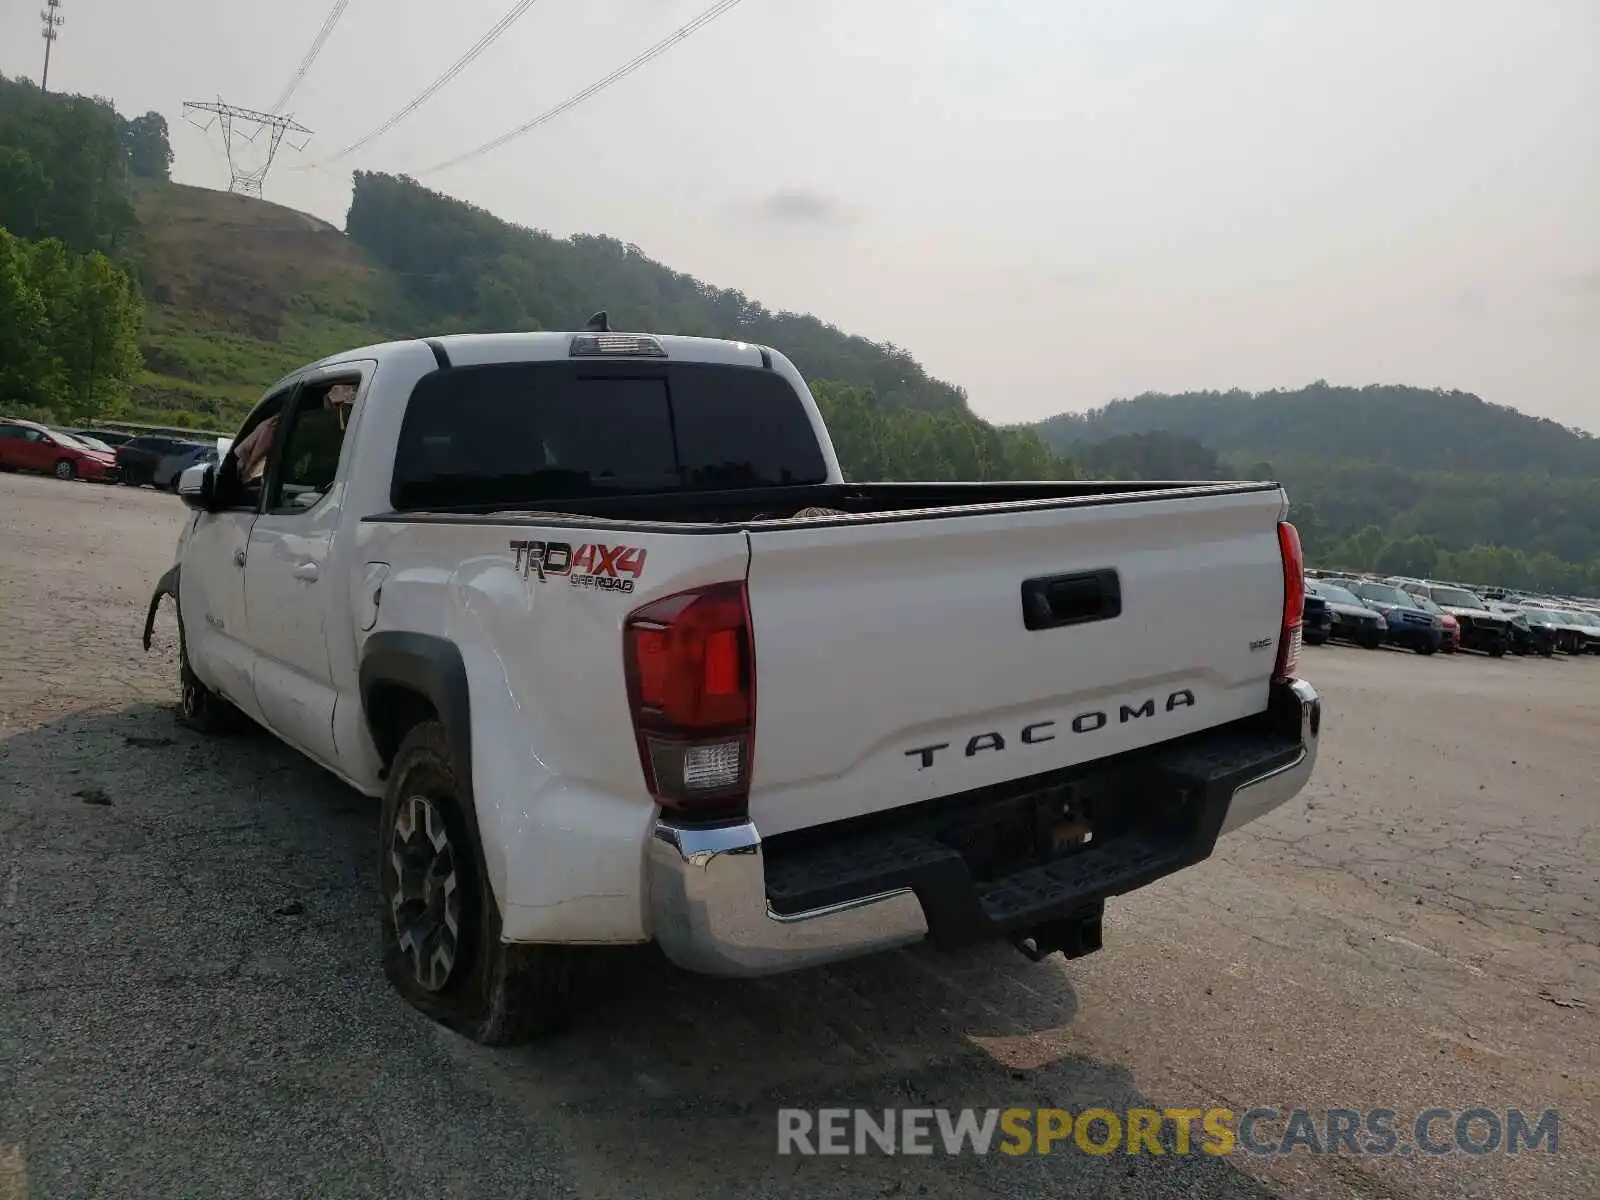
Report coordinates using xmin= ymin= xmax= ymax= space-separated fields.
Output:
xmin=1 ymin=471 xmax=1596 ymax=1200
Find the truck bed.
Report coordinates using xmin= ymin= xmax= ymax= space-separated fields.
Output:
xmin=359 ymin=477 xmax=1291 ymax=839
xmin=365 ymin=479 xmax=1280 ymax=530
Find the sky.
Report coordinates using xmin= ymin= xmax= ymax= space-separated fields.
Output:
xmin=5 ymin=0 xmax=1596 ymax=430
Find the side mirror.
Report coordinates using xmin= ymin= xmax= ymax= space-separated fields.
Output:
xmin=177 ymin=463 xmax=215 ymax=511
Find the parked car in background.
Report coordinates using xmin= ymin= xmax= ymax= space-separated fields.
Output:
xmin=1404 ymin=593 xmax=1460 ymax=653
xmin=71 ymin=428 xmax=135 ymax=448
xmin=1302 ymin=584 xmax=1333 ymax=645
xmin=1554 ymin=609 xmax=1600 ymax=654
xmin=116 ymin=434 xmax=205 ymax=487
xmin=1330 ymin=578 xmax=1442 ymax=655
xmin=62 ymin=432 xmax=116 ymax=454
xmin=153 ymin=442 xmax=220 ymax=490
xmin=1398 ymin=582 xmax=1511 ymax=657
xmin=1486 ymin=602 xmax=1555 ymax=657
xmin=0 ymin=418 xmax=119 ymax=482
xmin=1520 ymin=607 xmax=1583 ymax=656
xmin=1306 ymin=580 xmax=1385 ymax=648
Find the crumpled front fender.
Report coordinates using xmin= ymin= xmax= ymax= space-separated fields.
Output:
xmin=142 ymin=564 xmax=181 ymax=652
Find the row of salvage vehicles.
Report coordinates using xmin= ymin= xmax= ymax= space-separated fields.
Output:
xmin=1304 ymin=571 xmax=1600 ymax=658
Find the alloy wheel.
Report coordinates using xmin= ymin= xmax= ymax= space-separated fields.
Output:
xmin=390 ymin=794 xmax=462 ymax=993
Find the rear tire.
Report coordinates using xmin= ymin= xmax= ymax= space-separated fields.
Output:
xmin=54 ymin=458 xmax=75 ymax=481
xmin=379 ymin=720 xmax=574 ymax=1045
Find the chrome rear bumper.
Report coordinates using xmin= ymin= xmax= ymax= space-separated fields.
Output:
xmin=1218 ymin=677 xmax=1320 ymax=835
xmin=648 ymin=678 xmax=1321 ymax=978
xmin=648 ymin=822 xmax=928 ymax=977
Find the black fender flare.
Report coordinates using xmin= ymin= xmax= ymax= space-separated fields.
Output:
xmin=142 ymin=564 xmax=182 ymax=652
xmin=358 ymin=631 xmax=473 ymax=793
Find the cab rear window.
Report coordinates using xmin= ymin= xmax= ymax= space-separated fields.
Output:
xmin=390 ymin=360 xmax=829 ymax=510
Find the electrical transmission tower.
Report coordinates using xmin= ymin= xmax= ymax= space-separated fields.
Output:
xmin=40 ymin=0 xmax=64 ymax=93
xmin=181 ymin=100 xmax=312 ymax=198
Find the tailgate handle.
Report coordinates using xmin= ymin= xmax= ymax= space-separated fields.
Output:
xmin=1021 ymin=569 xmax=1121 ymax=631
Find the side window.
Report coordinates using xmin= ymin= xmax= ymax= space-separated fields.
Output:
xmin=214 ymin=392 xmax=291 ymax=512
xmin=265 ymin=379 xmax=358 ymax=514
xmin=0 ymin=426 xmax=23 ymax=440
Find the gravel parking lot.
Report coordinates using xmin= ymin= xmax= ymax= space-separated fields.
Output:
xmin=1 ymin=471 xmax=1596 ymax=1200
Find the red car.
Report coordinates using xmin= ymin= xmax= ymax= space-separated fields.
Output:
xmin=0 ymin=418 xmax=120 ymax=482
xmin=1437 ymin=613 xmax=1461 ymax=652
xmin=1408 ymin=592 xmax=1460 ymax=653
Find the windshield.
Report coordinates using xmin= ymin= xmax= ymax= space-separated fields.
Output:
xmin=1523 ymin=609 xmax=1560 ymax=626
xmin=74 ymin=435 xmax=112 ymax=452
xmin=1428 ymin=586 xmax=1486 ymax=610
xmin=1563 ymin=610 xmax=1597 ymax=626
xmin=1350 ymin=581 xmax=1415 ymax=606
xmin=48 ymin=431 xmax=87 ymax=450
xmin=1317 ymin=584 xmax=1363 ymax=607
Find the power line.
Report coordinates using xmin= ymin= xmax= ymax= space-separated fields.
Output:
xmin=271 ymin=0 xmax=353 ymax=114
xmin=315 ymin=0 xmax=547 ymax=165
xmin=418 ymin=0 xmax=751 ymax=176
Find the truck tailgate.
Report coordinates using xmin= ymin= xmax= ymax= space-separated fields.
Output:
xmin=743 ymin=486 xmax=1289 ymax=836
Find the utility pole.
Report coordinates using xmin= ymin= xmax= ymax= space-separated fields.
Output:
xmin=40 ymin=0 xmax=64 ymax=93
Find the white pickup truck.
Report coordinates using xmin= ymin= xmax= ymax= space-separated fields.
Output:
xmin=143 ymin=323 xmax=1321 ymax=1045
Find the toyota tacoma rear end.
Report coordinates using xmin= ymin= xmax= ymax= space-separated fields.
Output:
xmin=148 ymin=324 xmax=1322 ymax=1043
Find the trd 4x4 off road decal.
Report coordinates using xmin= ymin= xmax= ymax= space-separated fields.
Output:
xmin=509 ymin=539 xmax=648 ymax=594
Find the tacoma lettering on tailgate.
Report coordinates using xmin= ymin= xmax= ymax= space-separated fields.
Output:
xmin=904 ymin=690 xmax=1197 ymax=770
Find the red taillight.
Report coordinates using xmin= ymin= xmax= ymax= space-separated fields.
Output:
xmin=1275 ymin=520 xmax=1304 ymax=682
xmin=623 ymin=581 xmax=754 ymax=820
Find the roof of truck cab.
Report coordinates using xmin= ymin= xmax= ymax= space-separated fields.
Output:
xmin=301 ymin=331 xmax=775 ymax=374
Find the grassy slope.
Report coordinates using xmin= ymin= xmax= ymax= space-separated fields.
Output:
xmin=130 ymin=183 xmax=398 ymax=428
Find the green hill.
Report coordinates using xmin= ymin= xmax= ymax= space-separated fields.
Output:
xmin=129 ymin=183 xmax=398 ymax=427
xmin=1033 ymin=383 xmax=1600 ymax=478
xmin=1028 ymin=385 xmax=1600 ymax=592
xmin=344 ymin=171 xmax=969 ymax=414
xmin=128 ymin=172 xmax=976 ymax=429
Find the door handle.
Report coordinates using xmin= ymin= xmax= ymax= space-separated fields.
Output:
xmin=232 ymin=548 xmax=247 ymax=568
xmin=1021 ymin=569 xmax=1122 ymax=631
xmin=293 ymin=561 xmax=321 ymax=583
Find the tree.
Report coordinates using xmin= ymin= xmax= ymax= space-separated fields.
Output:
xmin=0 ymin=74 xmax=137 ymax=254
xmin=0 ymin=145 xmax=48 ymax=237
xmin=1074 ymin=431 xmax=1229 ymax=480
xmin=0 ymin=228 xmax=58 ymax=408
xmin=1373 ymin=535 xmax=1439 ymax=579
xmin=4 ymin=233 xmax=143 ymax=421
xmin=810 ymin=380 xmax=1075 ymax=482
xmin=56 ymin=250 xmax=143 ymax=419
xmin=122 ymin=112 xmax=174 ymax=181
